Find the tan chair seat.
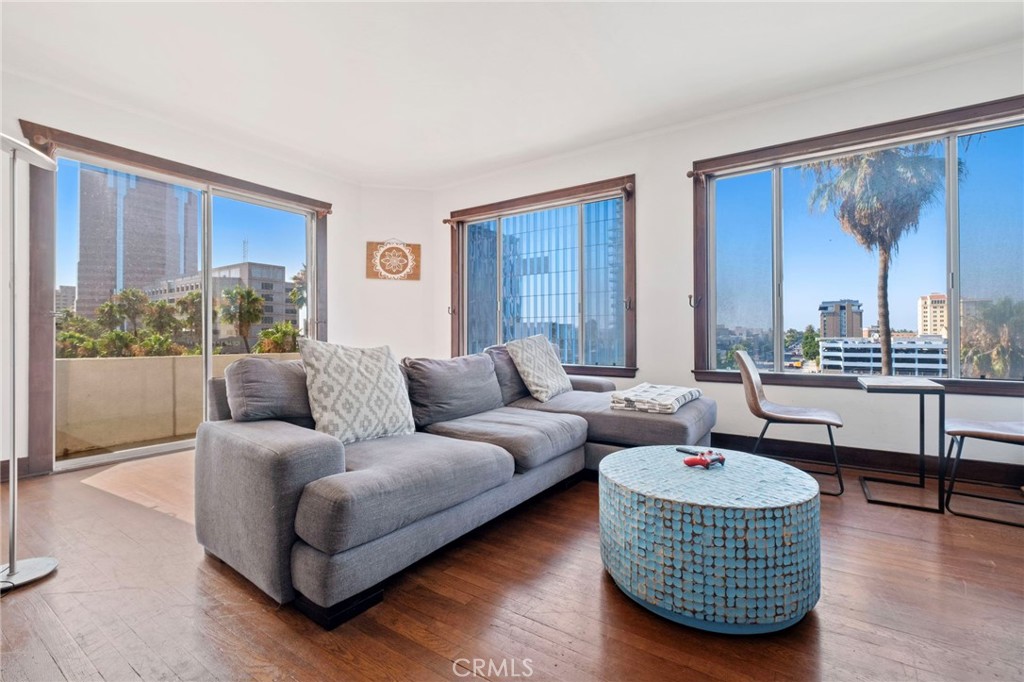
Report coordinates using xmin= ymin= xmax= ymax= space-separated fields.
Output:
xmin=759 ymin=400 xmax=844 ymax=428
xmin=945 ymin=419 xmax=1024 ymax=445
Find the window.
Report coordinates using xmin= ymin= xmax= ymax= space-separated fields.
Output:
xmin=260 ymin=282 xmax=274 ymax=290
xmin=24 ymin=119 xmax=331 ymax=467
xmin=450 ymin=176 xmax=636 ymax=376
xmin=692 ymin=97 xmax=1024 ymax=394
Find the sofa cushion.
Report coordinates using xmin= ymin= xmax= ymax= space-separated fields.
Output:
xmin=425 ymin=407 xmax=587 ymax=471
xmin=510 ymin=391 xmax=718 ymax=448
xmin=298 ymin=339 xmax=414 ymax=444
xmin=402 ymin=354 xmax=504 ymax=428
xmin=485 ymin=345 xmax=531 ymax=405
xmin=506 ymin=335 xmax=572 ymax=402
xmin=295 ymin=433 xmax=514 ymax=554
xmin=223 ymin=357 xmax=314 ymax=428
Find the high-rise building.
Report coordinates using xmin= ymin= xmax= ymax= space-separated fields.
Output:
xmin=918 ymin=293 xmax=948 ymax=338
xmin=819 ymin=299 xmax=863 ymax=338
xmin=144 ymin=262 xmax=299 ymax=350
xmin=76 ymin=165 xmax=199 ymax=318
xmin=54 ymin=285 xmax=76 ymax=314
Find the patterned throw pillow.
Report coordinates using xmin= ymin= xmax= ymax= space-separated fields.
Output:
xmin=298 ymin=338 xmax=414 ymax=444
xmin=505 ymin=335 xmax=573 ymax=403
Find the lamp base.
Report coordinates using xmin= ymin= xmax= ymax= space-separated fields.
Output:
xmin=0 ymin=556 xmax=59 ymax=593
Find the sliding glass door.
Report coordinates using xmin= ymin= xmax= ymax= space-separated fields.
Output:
xmin=53 ymin=156 xmax=314 ymax=463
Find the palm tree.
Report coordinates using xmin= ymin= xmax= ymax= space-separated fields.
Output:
xmin=219 ymin=286 xmax=264 ymax=353
xmin=289 ymin=265 xmax=307 ymax=309
xmin=116 ymin=288 xmax=150 ymax=337
xmin=809 ymin=143 xmax=950 ymax=375
xmin=145 ymin=300 xmax=182 ymax=337
xmin=95 ymin=300 xmax=125 ymax=332
xmin=176 ymin=290 xmax=205 ymax=347
xmin=256 ymin=321 xmax=299 ymax=353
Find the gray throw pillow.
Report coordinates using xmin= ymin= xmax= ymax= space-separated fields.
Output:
xmin=223 ymin=357 xmax=315 ymax=428
xmin=402 ymin=354 xmax=504 ymax=428
xmin=506 ymin=335 xmax=573 ymax=403
xmin=298 ymin=338 xmax=414 ymax=444
xmin=484 ymin=345 xmax=532 ymax=405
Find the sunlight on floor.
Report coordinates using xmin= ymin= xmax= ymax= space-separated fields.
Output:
xmin=81 ymin=450 xmax=196 ymax=524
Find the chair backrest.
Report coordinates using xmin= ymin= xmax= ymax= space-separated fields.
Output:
xmin=735 ymin=350 xmax=769 ymax=420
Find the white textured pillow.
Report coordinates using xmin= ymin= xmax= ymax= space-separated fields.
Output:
xmin=506 ymin=335 xmax=573 ymax=403
xmin=298 ymin=338 xmax=414 ymax=444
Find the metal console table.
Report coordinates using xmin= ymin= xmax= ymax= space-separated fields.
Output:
xmin=857 ymin=377 xmax=946 ymax=513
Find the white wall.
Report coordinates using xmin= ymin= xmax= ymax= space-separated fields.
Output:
xmin=430 ymin=46 xmax=1024 ymax=463
xmin=4 ymin=46 xmax=1023 ymax=465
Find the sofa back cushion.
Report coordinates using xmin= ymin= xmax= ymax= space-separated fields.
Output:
xmin=224 ymin=357 xmax=315 ymax=428
xmin=402 ymin=353 xmax=505 ymax=428
xmin=299 ymin=338 xmax=414 ymax=444
xmin=485 ymin=345 xmax=532 ymax=405
xmin=506 ymin=335 xmax=573 ymax=403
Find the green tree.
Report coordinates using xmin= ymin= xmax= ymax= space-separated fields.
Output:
xmin=256 ymin=321 xmax=299 ymax=353
xmin=56 ymin=331 xmax=98 ymax=358
xmin=961 ymin=298 xmax=1024 ymax=380
xmin=219 ymin=286 xmax=264 ymax=353
xmin=802 ymin=325 xmax=820 ymax=362
xmin=144 ymin=300 xmax=182 ymax=337
xmin=289 ymin=265 xmax=307 ymax=309
xmin=96 ymin=300 xmax=125 ymax=332
xmin=56 ymin=311 xmax=101 ymax=339
xmin=97 ymin=329 xmax=136 ymax=357
xmin=809 ymin=144 xmax=951 ymax=375
xmin=719 ymin=343 xmax=748 ymax=370
xmin=784 ymin=328 xmax=803 ymax=350
xmin=117 ymin=288 xmax=150 ymax=336
xmin=134 ymin=333 xmax=178 ymax=357
xmin=176 ymin=290 xmax=206 ymax=346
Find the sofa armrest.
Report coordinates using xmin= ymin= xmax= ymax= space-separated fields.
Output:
xmin=195 ymin=419 xmax=344 ymax=604
xmin=570 ymin=376 xmax=616 ymax=393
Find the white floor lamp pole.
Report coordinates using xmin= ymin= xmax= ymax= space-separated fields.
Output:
xmin=1 ymin=133 xmax=58 ymax=592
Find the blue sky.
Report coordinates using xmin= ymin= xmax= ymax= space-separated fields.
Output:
xmin=55 ymin=160 xmax=307 ymax=288
xmin=715 ymin=123 xmax=1023 ymax=333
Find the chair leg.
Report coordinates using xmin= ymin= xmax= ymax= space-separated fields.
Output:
xmin=944 ymin=436 xmax=1024 ymax=528
xmin=752 ymin=422 xmax=770 ymax=455
xmin=943 ymin=436 xmax=961 ymax=511
xmin=822 ymin=425 xmax=844 ymax=496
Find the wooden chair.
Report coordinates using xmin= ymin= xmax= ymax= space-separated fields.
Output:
xmin=735 ymin=351 xmax=844 ymax=495
xmin=944 ymin=419 xmax=1024 ymax=527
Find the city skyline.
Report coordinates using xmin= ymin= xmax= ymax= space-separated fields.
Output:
xmin=715 ymin=124 xmax=1022 ymax=333
xmin=55 ymin=159 xmax=308 ymax=307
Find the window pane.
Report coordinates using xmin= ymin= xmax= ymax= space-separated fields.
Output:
xmin=211 ymin=196 xmax=307 ymax=357
xmin=54 ymin=158 xmax=202 ymax=460
xmin=958 ymin=124 xmax=1024 ymax=381
xmin=714 ymin=171 xmax=774 ymax=370
xmin=466 ymin=220 xmax=498 ymax=353
xmin=783 ymin=142 xmax=948 ymax=376
xmin=583 ymin=197 xmax=626 ymax=366
xmin=501 ymin=205 xmax=579 ymax=363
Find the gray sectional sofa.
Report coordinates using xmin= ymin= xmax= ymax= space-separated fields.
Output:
xmin=195 ymin=345 xmax=716 ymax=628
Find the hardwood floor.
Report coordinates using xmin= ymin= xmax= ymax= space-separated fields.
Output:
xmin=1 ymin=451 xmax=1022 ymax=682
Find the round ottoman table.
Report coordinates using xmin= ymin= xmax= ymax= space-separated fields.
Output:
xmin=599 ymin=446 xmax=820 ymax=634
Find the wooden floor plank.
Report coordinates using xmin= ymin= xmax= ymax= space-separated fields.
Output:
xmin=1 ymin=452 xmax=1022 ymax=682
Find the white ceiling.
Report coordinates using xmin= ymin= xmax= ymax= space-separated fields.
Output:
xmin=3 ymin=2 xmax=1022 ymax=189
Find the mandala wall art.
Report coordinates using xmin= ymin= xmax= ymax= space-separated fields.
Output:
xmin=365 ymin=239 xmax=421 ymax=280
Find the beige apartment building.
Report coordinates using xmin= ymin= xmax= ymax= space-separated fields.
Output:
xmin=918 ymin=292 xmax=948 ymax=338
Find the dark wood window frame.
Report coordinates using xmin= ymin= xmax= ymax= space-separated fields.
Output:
xmin=448 ymin=175 xmax=637 ymax=378
xmin=12 ymin=120 xmax=332 ymax=477
xmin=690 ymin=96 xmax=1024 ymax=398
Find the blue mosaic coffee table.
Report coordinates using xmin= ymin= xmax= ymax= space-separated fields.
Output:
xmin=599 ymin=446 xmax=820 ymax=635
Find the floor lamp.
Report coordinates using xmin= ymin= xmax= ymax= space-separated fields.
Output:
xmin=1 ymin=133 xmax=58 ymax=592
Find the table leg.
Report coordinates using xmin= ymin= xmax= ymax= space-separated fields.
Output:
xmin=918 ymin=394 xmax=926 ymax=486
xmin=937 ymin=393 xmax=945 ymax=513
